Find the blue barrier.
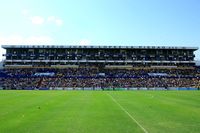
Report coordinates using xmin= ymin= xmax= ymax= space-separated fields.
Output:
xmin=178 ymin=88 xmax=197 ymax=90
xmin=24 ymin=87 xmax=34 ymax=90
xmin=38 ymin=88 xmax=49 ymax=90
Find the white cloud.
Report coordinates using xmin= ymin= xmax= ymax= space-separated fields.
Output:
xmin=30 ymin=16 xmax=45 ymax=25
xmin=0 ymin=35 xmax=54 ymax=45
xmin=79 ymin=39 xmax=91 ymax=45
xmin=0 ymin=35 xmax=22 ymax=44
xmin=21 ymin=10 xmax=63 ymax=26
xmin=55 ymin=19 xmax=63 ymax=26
xmin=25 ymin=36 xmax=54 ymax=44
xmin=47 ymin=16 xmax=63 ymax=26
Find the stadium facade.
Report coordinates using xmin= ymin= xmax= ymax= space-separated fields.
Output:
xmin=1 ymin=45 xmax=198 ymax=68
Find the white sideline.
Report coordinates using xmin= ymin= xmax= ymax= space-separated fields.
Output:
xmin=106 ymin=92 xmax=148 ymax=133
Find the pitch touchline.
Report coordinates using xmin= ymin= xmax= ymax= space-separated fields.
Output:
xmin=106 ymin=92 xmax=148 ymax=133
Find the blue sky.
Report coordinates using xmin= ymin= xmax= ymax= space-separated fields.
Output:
xmin=0 ymin=0 xmax=200 ymax=60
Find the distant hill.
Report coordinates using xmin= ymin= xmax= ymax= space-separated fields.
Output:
xmin=0 ymin=61 xmax=3 ymax=69
xmin=196 ymin=60 xmax=200 ymax=66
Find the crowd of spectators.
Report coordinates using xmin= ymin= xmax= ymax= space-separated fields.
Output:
xmin=0 ymin=67 xmax=199 ymax=78
xmin=0 ymin=67 xmax=200 ymax=90
xmin=39 ymin=77 xmax=200 ymax=88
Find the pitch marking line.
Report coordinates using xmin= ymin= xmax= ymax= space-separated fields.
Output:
xmin=106 ymin=92 xmax=148 ymax=133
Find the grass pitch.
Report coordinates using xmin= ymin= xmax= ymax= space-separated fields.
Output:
xmin=0 ymin=91 xmax=200 ymax=133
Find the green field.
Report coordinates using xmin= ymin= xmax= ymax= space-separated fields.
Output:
xmin=0 ymin=91 xmax=200 ymax=133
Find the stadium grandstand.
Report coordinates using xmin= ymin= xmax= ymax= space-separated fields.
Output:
xmin=0 ymin=45 xmax=200 ymax=90
xmin=1 ymin=45 xmax=197 ymax=67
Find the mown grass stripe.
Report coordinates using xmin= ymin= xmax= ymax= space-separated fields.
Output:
xmin=106 ymin=92 xmax=148 ymax=133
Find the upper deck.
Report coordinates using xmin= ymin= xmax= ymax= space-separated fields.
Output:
xmin=1 ymin=45 xmax=198 ymax=50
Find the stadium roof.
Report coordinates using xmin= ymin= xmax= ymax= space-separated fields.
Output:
xmin=1 ymin=45 xmax=198 ymax=50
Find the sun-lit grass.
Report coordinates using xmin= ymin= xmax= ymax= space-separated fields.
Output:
xmin=0 ymin=90 xmax=200 ymax=133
